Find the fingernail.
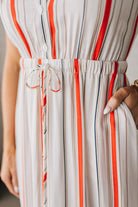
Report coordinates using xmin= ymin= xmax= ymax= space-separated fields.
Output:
xmin=103 ymin=105 xmax=112 ymax=115
xmin=14 ymin=186 xmax=19 ymax=193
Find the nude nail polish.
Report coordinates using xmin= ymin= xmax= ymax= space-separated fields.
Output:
xmin=103 ymin=105 xmax=112 ymax=115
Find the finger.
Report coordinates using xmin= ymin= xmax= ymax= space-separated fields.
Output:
xmin=9 ymin=172 xmax=20 ymax=198
xmin=103 ymin=87 xmax=130 ymax=115
xmin=1 ymin=171 xmax=16 ymax=196
xmin=11 ymin=165 xmax=19 ymax=196
xmin=124 ymin=88 xmax=138 ymax=111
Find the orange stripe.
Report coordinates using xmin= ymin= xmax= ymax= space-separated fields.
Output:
xmin=108 ymin=62 xmax=119 ymax=207
xmin=48 ymin=0 xmax=56 ymax=59
xmin=92 ymin=0 xmax=112 ymax=60
xmin=38 ymin=59 xmax=42 ymax=65
xmin=74 ymin=59 xmax=83 ymax=207
xmin=10 ymin=0 xmax=32 ymax=58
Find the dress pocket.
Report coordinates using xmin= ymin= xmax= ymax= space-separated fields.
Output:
xmin=113 ymin=101 xmax=138 ymax=207
xmin=121 ymin=101 xmax=137 ymax=131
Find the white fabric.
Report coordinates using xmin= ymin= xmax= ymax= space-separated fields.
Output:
xmin=0 ymin=0 xmax=138 ymax=207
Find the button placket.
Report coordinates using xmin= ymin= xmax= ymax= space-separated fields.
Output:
xmin=40 ymin=68 xmax=48 ymax=207
xmin=36 ymin=2 xmax=43 ymax=15
xmin=36 ymin=1 xmax=48 ymax=59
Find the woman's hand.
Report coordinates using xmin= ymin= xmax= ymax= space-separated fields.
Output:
xmin=103 ymin=85 xmax=138 ymax=129
xmin=0 ymin=34 xmax=21 ymax=198
xmin=0 ymin=141 xmax=19 ymax=198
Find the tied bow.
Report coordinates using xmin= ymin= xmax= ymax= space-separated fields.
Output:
xmin=25 ymin=63 xmax=61 ymax=92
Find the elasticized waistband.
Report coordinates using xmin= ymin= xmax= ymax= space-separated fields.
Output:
xmin=20 ymin=57 xmax=128 ymax=74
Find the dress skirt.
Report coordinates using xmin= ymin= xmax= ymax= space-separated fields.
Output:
xmin=15 ymin=57 xmax=138 ymax=207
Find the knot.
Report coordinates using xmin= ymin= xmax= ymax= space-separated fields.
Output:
xmin=25 ymin=63 xmax=61 ymax=93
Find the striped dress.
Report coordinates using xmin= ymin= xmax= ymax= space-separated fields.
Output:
xmin=0 ymin=0 xmax=138 ymax=207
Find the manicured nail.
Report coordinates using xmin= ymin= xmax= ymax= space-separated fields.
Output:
xmin=14 ymin=186 xmax=19 ymax=193
xmin=103 ymin=105 xmax=112 ymax=115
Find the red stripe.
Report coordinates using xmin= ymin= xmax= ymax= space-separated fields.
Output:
xmin=92 ymin=0 xmax=112 ymax=60
xmin=48 ymin=0 xmax=56 ymax=59
xmin=43 ymin=172 xmax=47 ymax=183
xmin=10 ymin=0 xmax=32 ymax=58
xmin=74 ymin=59 xmax=83 ymax=207
xmin=108 ymin=62 xmax=119 ymax=207
xmin=125 ymin=15 xmax=138 ymax=60
xmin=43 ymin=95 xmax=47 ymax=106
xmin=124 ymin=73 xmax=127 ymax=87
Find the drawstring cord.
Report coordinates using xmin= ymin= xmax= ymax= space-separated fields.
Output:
xmin=24 ymin=62 xmax=61 ymax=207
xmin=25 ymin=63 xmax=61 ymax=92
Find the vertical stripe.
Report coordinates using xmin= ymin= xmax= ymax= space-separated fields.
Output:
xmin=125 ymin=15 xmax=138 ymax=60
xmin=116 ymin=110 xmax=122 ymax=207
xmin=40 ymin=0 xmax=48 ymax=58
xmin=41 ymin=70 xmax=44 ymax=205
xmin=10 ymin=0 xmax=32 ymax=58
xmin=61 ymin=59 xmax=66 ymax=207
xmin=121 ymin=104 xmax=128 ymax=207
xmin=74 ymin=59 xmax=83 ymax=207
xmin=79 ymin=60 xmax=85 ymax=207
xmin=88 ymin=0 xmax=102 ymax=59
xmin=34 ymin=1 xmax=41 ymax=55
xmin=108 ymin=62 xmax=119 ymax=207
xmin=22 ymin=71 xmax=26 ymax=207
xmin=94 ymin=61 xmax=103 ymax=207
xmin=124 ymin=73 xmax=127 ymax=87
xmin=98 ymin=0 xmax=117 ymax=59
xmin=63 ymin=0 xmax=67 ymax=58
xmin=117 ymin=0 xmax=134 ymax=60
xmin=22 ymin=134 xmax=26 ymax=207
xmin=92 ymin=0 xmax=112 ymax=60
xmin=77 ymin=0 xmax=86 ymax=58
xmin=48 ymin=0 xmax=56 ymax=59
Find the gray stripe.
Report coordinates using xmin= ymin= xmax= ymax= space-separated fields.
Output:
xmin=117 ymin=0 xmax=134 ymax=60
xmin=94 ymin=61 xmax=103 ymax=207
xmin=61 ymin=59 xmax=66 ymax=207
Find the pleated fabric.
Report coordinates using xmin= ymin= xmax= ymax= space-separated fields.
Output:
xmin=0 ymin=0 xmax=138 ymax=207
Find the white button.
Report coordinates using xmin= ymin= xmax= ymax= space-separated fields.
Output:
xmin=37 ymin=5 xmax=43 ymax=15
xmin=43 ymin=43 xmax=47 ymax=52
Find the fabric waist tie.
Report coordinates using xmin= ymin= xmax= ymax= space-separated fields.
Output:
xmin=24 ymin=61 xmax=61 ymax=92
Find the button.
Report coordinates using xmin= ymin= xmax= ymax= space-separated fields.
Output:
xmin=41 ymin=44 xmax=48 ymax=58
xmin=37 ymin=5 xmax=43 ymax=15
xmin=43 ymin=43 xmax=47 ymax=52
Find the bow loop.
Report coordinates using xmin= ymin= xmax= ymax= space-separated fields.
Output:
xmin=25 ymin=63 xmax=61 ymax=92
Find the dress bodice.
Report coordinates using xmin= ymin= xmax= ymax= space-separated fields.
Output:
xmin=0 ymin=0 xmax=138 ymax=60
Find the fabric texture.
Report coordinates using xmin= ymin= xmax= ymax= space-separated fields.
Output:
xmin=0 ymin=0 xmax=138 ymax=207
